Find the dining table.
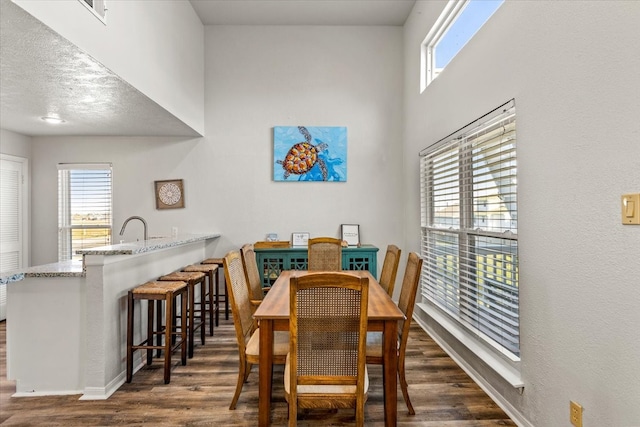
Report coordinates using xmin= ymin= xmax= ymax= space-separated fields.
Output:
xmin=253 ymin=270 xmax=404 ymax=426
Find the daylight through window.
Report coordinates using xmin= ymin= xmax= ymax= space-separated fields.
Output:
xmin=421 ymin=0 xmax=504 ymax=91
xmin=58 ymin=163 xmax=112 ymax=261
xmin=420 ymin=100 xmax=519 ymax=358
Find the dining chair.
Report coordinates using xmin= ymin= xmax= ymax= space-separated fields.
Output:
xmin=366 ymin=251 xmax=423 ymax=415
xmin=307 ymin=237 xmax=342 ymax=271
xmin=240 ymin=243 xmax=268 ymax=309
xmin=378 ymin=244 xmax=402 ymax=297
xmin=285 ymin=272 xmax=369 ymax=426
xmin=223 ymin=250 xmax=289 ymax=410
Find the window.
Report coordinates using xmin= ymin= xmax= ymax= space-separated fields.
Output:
xmin=420 ymin=100 xmax=519 ymax=358
xmin=58 ymin=163 xmax=112 ymax=261
xmin=79 ymin=0 xmax=107 ymax=23
xmin=421 ymin=0 xmax=504 ymax=91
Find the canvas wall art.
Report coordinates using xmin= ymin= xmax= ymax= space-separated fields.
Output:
xmin=273 ymin=126 xmax=347 ymax=182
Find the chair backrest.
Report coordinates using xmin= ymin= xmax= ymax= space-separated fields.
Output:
xmin=289 ymin=272 xmax=369 ymax=403
xmin=397 ymin=252 xmax=423 ymax=349
xmin=223 ymin=250 xmax=256 ymax=351
xmin=307 ymin=237 xmax=342 ymax=271
xmin=240 ymin=243 xmax=264 ymax=302
xmin=378 ymin=244 xmax=401 ymax=297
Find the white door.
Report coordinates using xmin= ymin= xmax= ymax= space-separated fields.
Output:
xmin=0 ymin=155 xmax=28 ymax=320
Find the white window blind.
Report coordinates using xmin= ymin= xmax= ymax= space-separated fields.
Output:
xmin=1 ymin=164 xmax=20 ymax=271
xmin=58 ymin=163 xmax=112 ymax=261
xmin=420 ymin=100 xmax=519 ymax=358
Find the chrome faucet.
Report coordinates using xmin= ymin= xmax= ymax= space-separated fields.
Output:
xmin=119 ymin=216 xmax=148 ymax=241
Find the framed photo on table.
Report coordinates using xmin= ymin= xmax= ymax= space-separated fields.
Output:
xmin=291 ymin=232 xmax=310 ymax=247
xmin=341 ymin=224 xmax=360 ymax=246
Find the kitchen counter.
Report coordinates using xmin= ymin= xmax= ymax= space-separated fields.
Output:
xmin=5 ymin=232 xmax=221 ymax=400
xmin=76 ymin=233 xmax=218 ymax=256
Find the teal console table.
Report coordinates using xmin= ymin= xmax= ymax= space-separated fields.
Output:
xmin=254 ymin=244 xmax=379 ymax=288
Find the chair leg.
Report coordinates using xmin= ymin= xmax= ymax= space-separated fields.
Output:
xmin=126 ymin=291 xmax=134 ymax=383
xmin=207 ymin=271 xmax=215 ymax=336
xmin=150 ymin=300 xmax=158 ymax=362
xmin=180 ymin=289 xmax=187 ymax=366
xmin=398 ymin=356 xmax=415 ymax=415
xmin=288 ymin=399 xmax=297 ymax=427
xmin=214 ymin=270 xmax=220 ymax=327
xmin=199 ymin=278 xmax=206 ymax=345
xmin=229 ymin=359 xmax=247 ymax=410
xmin=163 ymin=294 xmax=173 ymax=384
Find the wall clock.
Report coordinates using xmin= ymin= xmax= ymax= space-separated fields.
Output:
xmin=155 ymin=179 xmax=185 ymax=209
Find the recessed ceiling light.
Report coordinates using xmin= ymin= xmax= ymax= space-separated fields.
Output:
xmin=41 ymin=116 xmax=66 ymax=124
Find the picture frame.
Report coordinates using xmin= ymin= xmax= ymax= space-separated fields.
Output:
xmin=155 ymin=179 xmax=185 ymax=209
xmin=341 ymin=224 xmax=360 ymax=246
xmin=291 ymin=232 xmax=310 ymax=247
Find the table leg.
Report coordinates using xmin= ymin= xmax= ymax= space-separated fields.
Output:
xmin=383 ymin=319 xmax=398 ymax=426
xmin=258 ymin=319 xmax=274 ymax=427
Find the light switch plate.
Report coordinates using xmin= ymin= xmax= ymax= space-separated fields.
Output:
xmin=621 ymin=193 xmax=640 ymax=225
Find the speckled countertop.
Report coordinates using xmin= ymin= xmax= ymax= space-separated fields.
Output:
xmin=76 ymin=233 xmax=220 ymax=256
xmin=0 ymin=260 xmax=84 ymax=284
xmin=0 ymin=233 xmax=220 ymax=284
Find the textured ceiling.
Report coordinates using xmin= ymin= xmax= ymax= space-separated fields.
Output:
xmin=0 ymin=0 xmax=415 ymax=138
xmin=0 ymin=0 xmax=200 ymax=137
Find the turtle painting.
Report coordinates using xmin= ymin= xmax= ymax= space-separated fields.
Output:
xmin=276 ymin=126 xmax=329 ymax=181
xmin=273 ymin=126 xmax=347 ymax=182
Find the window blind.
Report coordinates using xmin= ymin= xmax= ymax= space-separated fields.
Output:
xmin=0 ymin=165 xmax=20 ymax=271
xmin=420 ymin=100 xmax=519 ymax=358
xmin=58 ymin=163 xmax=112 ymax=261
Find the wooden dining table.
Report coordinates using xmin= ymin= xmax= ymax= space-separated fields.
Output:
xmin=253 ymin=270 xmax=404 ymax=426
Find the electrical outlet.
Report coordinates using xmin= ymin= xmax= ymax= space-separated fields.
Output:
xmin=570 ymin=401 xmax=583 ymax=427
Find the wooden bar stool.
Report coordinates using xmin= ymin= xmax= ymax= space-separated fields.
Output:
xmin=126 ymin=280 xmax=188 ymax=384
xmin=158 ymin=271 xmax=206 ymax=358
xmin=182 ymin=264 xmax=218 ymax=336
xmin=201 ymin=258 xmax=229 ymax=323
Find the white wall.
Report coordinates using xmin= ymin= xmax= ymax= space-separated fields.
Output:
xmin=30 ymin=25 xmax=405 ymax=280
xmin=0 ymin=128 xmax=31 ymax=158
xmin=14 ymin=0 xmax=205 ymax=135
xmin=403 ymin=1 xmax=640 ymax=426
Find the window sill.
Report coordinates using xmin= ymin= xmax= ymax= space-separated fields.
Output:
xmin=416 ymin=302 xmax=524 ymax=390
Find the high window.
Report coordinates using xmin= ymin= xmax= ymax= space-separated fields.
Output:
xmin=79 ymin=0 xmax=107 ymax=23
xmin=420 ymin=100 xmax=519 ymax=358
xmin=58 ymin=163 xmax=112 ymax=261
xmin=421 ymin=0 xmax=504 ymax=91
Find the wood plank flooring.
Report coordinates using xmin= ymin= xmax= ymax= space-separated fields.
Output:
xmin=0 ymin=318 xmax=515 ymax=426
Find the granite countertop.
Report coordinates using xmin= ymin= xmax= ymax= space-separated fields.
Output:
xmin=76 ymin=232 xmax=220 ymax=255
xmin=0 ymin=233 xmax=221 ymax=284
xmin=0 ymin=260 xmax=85 ymax=284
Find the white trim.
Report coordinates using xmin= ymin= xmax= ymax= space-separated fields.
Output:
xmin=12 ymin=389 xmax=84 ymax=398
xmin=77 ymin=0 xmax=107 ymax=25
xmin=418 ymin=302 xmax=523 ymax=388
xmin=80 ymin=371 xmax=125 ymax=400
xmin=414 ymin=307 xmax=534 ymax=427
xmin=0 ymin=154 xmax=29 ymax=270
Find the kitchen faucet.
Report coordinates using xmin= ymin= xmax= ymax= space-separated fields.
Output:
xmin=119 ymin=216 xmax=148 ymax=241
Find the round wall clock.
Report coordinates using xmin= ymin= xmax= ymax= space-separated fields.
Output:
xmin=155 ymin=179 xmax=185 ymax=209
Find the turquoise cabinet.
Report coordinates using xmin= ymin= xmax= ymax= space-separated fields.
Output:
xmin=254 ymin=245 xmax=379 ymax=288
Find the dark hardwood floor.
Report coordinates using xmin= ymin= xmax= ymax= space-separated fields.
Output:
xmin=0 ymin=318 xmax=515 ymax=426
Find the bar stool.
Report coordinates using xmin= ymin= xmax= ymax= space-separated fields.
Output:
xmin=182 ymin=264 xmax=218 ymax=336
xmin=201 ymin=258 xmax=229 ymax=323
xmin=126 ymin=280 xmax=188 ymax=384
xmin=158 ymin=271 xmax=206 ymax=358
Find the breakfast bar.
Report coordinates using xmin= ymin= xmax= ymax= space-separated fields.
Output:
xmin=4 ymin=233 xmax=220 ymax=400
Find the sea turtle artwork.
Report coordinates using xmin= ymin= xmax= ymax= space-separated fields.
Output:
xmin=277 ymin=126 xmax=328 ymax=180
xmin=273 ymin=126 xmax=347 ymax=182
